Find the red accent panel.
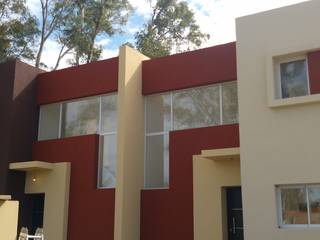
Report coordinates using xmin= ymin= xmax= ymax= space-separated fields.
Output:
xmin=141 ymin=124 xmax=240 ymax=240
xmin=37 ymin=57 xmax=118 ymax=105
xmin=142 ymin=42 xmax=237 ymax=95
xmin=32 ymin=135 xmax=115 ymax=240
xmin=308 ymin=51 xmax=320 ymax=94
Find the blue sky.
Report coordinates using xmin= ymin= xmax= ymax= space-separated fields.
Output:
xmin=26 ymin=0 xmax=308 ymax=69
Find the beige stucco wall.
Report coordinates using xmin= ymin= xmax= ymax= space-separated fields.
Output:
xmin=114 ymin=46 xmax=149 ymax=240
xmin=193 ymin=156 xmax=241 ymax=240
xmin=236 ymin=1 xmax=320 ymax=240
xmin=25 ymin=162 xmax=70 ymax=240
xmin=0 ymin=200 xmax=19 ymax=240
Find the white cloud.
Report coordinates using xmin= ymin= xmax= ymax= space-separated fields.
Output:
xmin=96 ymin=38 xmax=111 ymax=47
xmin=188 ymin=0 xmax=309 ymax=46
xmin=129 ymin=0 xmax=153 ymax=17
xmin=101 ymin=49 xmax=119 ymax=59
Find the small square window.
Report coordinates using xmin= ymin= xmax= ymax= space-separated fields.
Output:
xmin=279 ymin=58 xmax=309 ymax=99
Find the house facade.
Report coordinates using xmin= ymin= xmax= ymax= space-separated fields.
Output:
xmin=1 ymin=1 xmax=320 ymax=240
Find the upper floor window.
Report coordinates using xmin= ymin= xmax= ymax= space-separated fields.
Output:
xmin=144 ymin=81 xmax=238 ymax=189
xmin=277 ymin=184 xmax=320 ymax=227
xmin=38 ymin=94 xmax=117 ymax=189
xmin=277 ymin=56 xmax=310 ymax=99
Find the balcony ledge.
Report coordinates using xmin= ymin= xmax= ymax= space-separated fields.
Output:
xmin=9 ymin=161 xmax=53 ymax=172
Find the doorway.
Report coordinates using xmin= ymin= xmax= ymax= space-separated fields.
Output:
xmin=26 ymin=193 xmax=45 ymax=235
xmin=226 ymin=187 xmax=243 ymax=240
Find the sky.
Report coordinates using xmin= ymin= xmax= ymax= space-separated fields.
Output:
xmin=26 ymin=0 xmax=308 ymax=70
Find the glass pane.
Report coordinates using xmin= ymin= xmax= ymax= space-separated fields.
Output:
xmin=281 ymin=187 xmax=308 ymax=225
xmin=99 ymin=134 xmax=117 ymax=188
xmin=101 ymin=94 xmax=117 ymax=133
xmin=38 ymin=103 xmax=60 ymax=140
xmin=280 ymin=60 xmax=308 ymax=98
xmin=308 ymin=186 xmax=320 ymax=224
xmin=173 ymin=85 xmax=220 ymax=130
xmin=146 ymin=94 xmax=171 ymax=133
xmin=145 ymin=134 xmax=169 ymax=188
xmin=61 ymin=97 xmax=99 ymax=137
xmin=222 ymin=82 xmax=238 ymax=124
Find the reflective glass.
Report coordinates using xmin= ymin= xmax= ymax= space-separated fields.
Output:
xmin=101 ymin=94 xmax=117 ymax=133
xmin=280 ymin=60 xmax=308 ymax=98
xmin=281 ymin=187 xmax=308 ymax=225
xmin=38 ymin=103 xmax=60 ymax=140
xmin=146 ymin=94 xmax=171 ymax=133
xmin=308 ymin=186 xmax=320 ymax=224
xmin=99 ymin=134 xmax=117 ymax=188
xmin=173 ymin=86 xmax=220 ymax=130
xmin=61 ymin=97 xmax=99 ymax=137
xmin=145 ymin=134 xmax=169 ymax=188
xmin=222 ymin=82 xmax=238 ymax=124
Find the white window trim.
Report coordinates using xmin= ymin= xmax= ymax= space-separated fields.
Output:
xmin=275 ymin=55 xmax=310 ymax=99
xmin=277 ymin=184 xmax=320 ymax=228
xmin=266 ymin=46 xmax=320 ymax=108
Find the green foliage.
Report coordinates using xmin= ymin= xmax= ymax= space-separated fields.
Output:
xmin=0 ymin=0 xmax=39 ymax=62
xmin=59 ymin=0 xmax=132 ymax=66
xmin=135 ymin=0 xmax=209 ymax=58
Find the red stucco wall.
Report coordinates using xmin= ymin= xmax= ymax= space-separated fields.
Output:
xmin=142 ymin=42 xmax=237 ymax=95
xmin=308 ymin=51 xmax=320 ymax=94
xmin=37 ymin=57 xmax=118 ymax=105
xmin=32 ymin=135 xmax=115 ymax=240
xmin=141 ymin=124 xmax=240 ymax=240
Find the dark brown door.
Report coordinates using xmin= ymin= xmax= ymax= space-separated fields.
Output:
xmin=226 ymin=187 xmax=244 ymax=240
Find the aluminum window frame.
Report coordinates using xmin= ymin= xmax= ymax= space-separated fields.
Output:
xmin=277 ymin=184 xmax=320 ymax=228
xmin=144 ymin=81 xmax=238 ymax=189
xmin=275 ymin=55 xmax=310 ymax=99
xmin=38 ymin=92 xmax=118 ymax=190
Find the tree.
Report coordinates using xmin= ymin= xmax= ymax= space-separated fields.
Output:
xmin=56 ymin=0 xmax=132 ymax=67
xmin=0 ymin=0 xmax=38 ymax=62
xmin=35 ymin=0 xmax=72 ymax=67
xmin=135 ymin=0 xmax=209 ymax=58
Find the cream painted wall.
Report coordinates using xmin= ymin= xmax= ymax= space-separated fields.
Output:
xmin=236 ymin=1 xmax=320 ymax=240
xmin=193 ymin=156 xmax=241 ymax=240
xmin=0 ymin=200 xmax=19 ymax=240
xmin=114 ymin=46 xmax=149 ymax=240
xmin=25 ymin=162 xmax=70 ymax=240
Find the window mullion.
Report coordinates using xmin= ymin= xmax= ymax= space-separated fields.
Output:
xmin=306 ymin=185 xmax=311 ymax=225
xmin=58 ymin=103 xmax=63 ymax=138
xmin=98 ymin=96 xmax=102 ymax=134
xmin=170 ymin=92 xmax=173 ymax=131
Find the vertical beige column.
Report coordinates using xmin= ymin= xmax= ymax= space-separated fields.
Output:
xmin=114 ymin=46 xmax=149 ymax=240
xmin=0 ymin=199 xmax=19 ymax=240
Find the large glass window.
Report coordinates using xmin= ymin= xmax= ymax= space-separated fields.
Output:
xmin=38 ymin=93 xmax=117 ymax=189
xmin=145 ymin=82 xmax=238 ymax=189
xmin=278 ymin=184 xmax=320 ymax=227
xmin=278 ymin=58 xmax=309 ymax=99
xmin=99 ymin=94 xmax=117 ymax=188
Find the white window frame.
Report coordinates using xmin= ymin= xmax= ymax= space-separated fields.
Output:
xmin=277 ymin=184 xmax=320 ymax=228
xmin=144 ymin=81 xmax=238 ymax=189
xmin=275 ymin=55 xmax=310 ymax=99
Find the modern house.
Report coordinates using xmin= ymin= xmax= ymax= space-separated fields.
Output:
xmin=1 ymin=1 xmax=320 ymax=240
